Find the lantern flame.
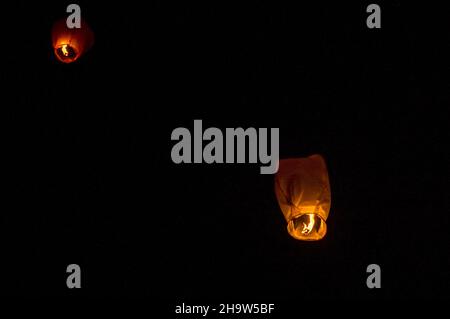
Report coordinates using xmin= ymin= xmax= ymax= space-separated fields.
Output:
xmin=302 ymin=214 xmax=315 ymax=235
xmin=61 ymin=44 xmax=70 ymax=57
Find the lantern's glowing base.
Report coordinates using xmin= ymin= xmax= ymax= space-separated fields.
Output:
xmin=287 ymin=213 xmax=327 ymax=241
xmin=54 ymin=44 xmax=79 ymax=63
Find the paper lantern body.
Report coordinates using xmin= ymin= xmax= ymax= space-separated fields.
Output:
xmin=51 ymin=18 xmax=94 ymax=63
xmin=275 ymin=155 xmax=331 ymax=241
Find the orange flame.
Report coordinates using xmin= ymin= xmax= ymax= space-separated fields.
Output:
xmin=301 ymin=214 xmax=315 ymax=235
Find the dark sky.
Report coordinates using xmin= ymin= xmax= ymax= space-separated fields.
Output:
xmin=3 ymin=1 xmax=449 ymax=302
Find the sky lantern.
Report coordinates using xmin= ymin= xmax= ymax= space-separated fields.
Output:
xmin=51 ymin=18 xmax=94 ymax=63
xmin=274 ymin=155 xmax=331 ymax=241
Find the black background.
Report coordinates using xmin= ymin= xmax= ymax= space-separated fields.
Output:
xmin=2 ymin=1 xmax=449 ymax=301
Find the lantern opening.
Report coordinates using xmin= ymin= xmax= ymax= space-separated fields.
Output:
xmin=55 ymin=44 xmax=78 ymax=63
xmin=287 ymin=213 xmax=327 ymax=241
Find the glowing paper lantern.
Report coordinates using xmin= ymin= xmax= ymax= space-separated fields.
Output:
xmin=51 ymin=18 xmax=94 ymax=63
xmin=274 ymin=155 xmax=331 ymax=241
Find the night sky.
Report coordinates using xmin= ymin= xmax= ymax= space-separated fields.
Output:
xmin=3 ymin=1 xmax=449 ymax=303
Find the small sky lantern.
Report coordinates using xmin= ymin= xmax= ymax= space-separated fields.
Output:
xmin=275 ymin=155 xmax=331 ymax=241
xmin=51 ymin=18 xmax=94 ymax=63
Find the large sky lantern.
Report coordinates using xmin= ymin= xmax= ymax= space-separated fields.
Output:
xmin=51 ymin=18 xmax=94 ymax=63
xmin=275 ymin=154 xmax=331 ymax=241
